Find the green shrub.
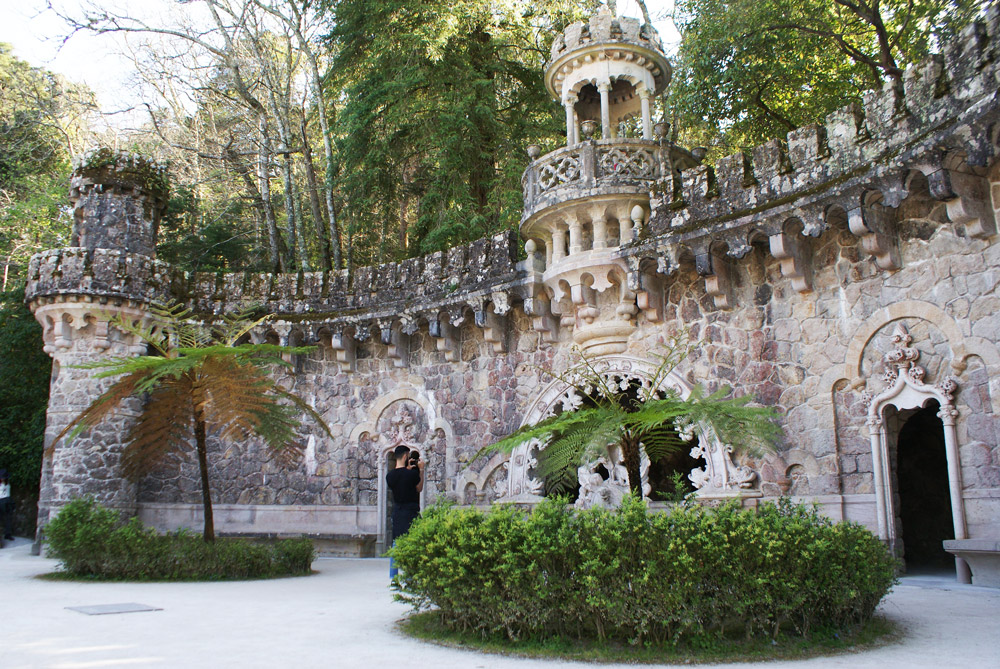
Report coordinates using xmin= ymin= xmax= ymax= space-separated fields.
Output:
xmin=390 ymin=496 xmax=898 ymax=645
xmin=44 ymin=498 xmax=314 ymax=580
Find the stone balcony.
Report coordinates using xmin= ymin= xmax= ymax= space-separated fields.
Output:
xmin=519 ymin=138 xmax=699 ymax=355
xmin=522 ymin=138 xmax=692 ymax=224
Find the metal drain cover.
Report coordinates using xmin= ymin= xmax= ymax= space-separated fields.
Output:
xmin=67 ymin=603 xmax=162 ymax=615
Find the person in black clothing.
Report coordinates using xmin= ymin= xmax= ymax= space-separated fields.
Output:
xmin=0 ymin=469 xmax=13 ymax=542
xmin=386 ymin=445 xmax=423 ymax=579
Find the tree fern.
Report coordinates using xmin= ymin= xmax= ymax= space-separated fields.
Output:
xmin=54 ymin=302 xmax=331 ymax=541
xmin=480 ymin=336 xmax=782 ymax=498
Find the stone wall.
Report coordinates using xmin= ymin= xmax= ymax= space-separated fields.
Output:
xmin=24 ymin=8 xmax=1000 ymax=556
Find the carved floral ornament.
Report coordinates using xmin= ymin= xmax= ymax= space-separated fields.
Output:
xmin=861 ymin=323 xmax=959 ymax=428
xmin=502 ymin=355 xmax=762 ymax=504
xmin=859 ymin=322 xmax=968 ymax=580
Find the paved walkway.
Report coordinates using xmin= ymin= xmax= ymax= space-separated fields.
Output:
xmin=2 ymin=537 xmax=998 ymax=669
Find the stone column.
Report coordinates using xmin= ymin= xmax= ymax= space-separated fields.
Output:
xmin=551 ymin=226 xmax=567 ymax=262
xmin=568 ymin=218 xmax=583 ymax=255
xmin=639 ymin=88 xmax=652 ymax=139
xmin=565 ymin=101 xmax=576 ymax=146
xmin=940 ymin=405 xmax=972 ymax=583
xmin=591 ymin=207 xmax=608 ymax=250
xmin=619 ymin=214 xmax=634 ymax=244
xmin=598 ymin=81 xmax=611 ymax=139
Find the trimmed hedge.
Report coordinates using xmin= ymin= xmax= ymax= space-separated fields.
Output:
xmin=44 ymin=498 xmax=314 ymax=580
xmin=390 ymin=496 xmax=897 ymax=645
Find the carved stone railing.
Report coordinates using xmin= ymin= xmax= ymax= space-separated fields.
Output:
xmin=522 ymin=138 xmax=694 ymax=222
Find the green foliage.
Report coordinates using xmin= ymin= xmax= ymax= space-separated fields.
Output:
xmin=328 ymin=0 xmax=596 ymax=262
xmin=0 ymin=43 xmax=91 ymax=288
xmin=481 ymin=339 xmax=781 ymax=495
xmin=669 ymin=0 xmax=979 ymax=155
xmin=0 ymin=288 xmax=50 ymax=492
xmin=58 ymin=302 xmax=332 ymax=541
xmin=391 ymin=496 xmax=898 ymax=645
xmin=45 ymin=498 xmax=315 ymax=580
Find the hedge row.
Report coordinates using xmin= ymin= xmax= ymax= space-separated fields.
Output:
xmin=45 ymin=498 xmax=314 ymax=580
xmin=390 ymin=497 xmax=897 ymax=645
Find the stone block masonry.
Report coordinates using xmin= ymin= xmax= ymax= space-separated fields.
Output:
xmin=23 ymin=8 xmax=1000 ymax=575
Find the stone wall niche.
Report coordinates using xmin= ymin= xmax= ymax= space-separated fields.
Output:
xmin=862 ymin=323 xmax=971 ymax=582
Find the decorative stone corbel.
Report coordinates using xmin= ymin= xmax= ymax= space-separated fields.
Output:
xmin=523 ymin=291 xmax=559 ymax=343
xmin=473 ymin=297 xmax=507 ymax=354
xmin=847 ymin=193 xmax=900 ymax=270
xmin=696 ymin=245 xmax=734 ymax=310
xmin=768 ymin=230 xmax=813 ymax=293
xmin=329 ymin=326 xmax=356 ymax=373
xmin=928 ymin=169 xmax=996 ymax=239
xmin=429 ymin=313 xmax=460 ymax=362
xmin=378 ymin=319 xmax=408 ymax=368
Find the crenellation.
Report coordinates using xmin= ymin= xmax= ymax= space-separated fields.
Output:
xmin=23 ymin=8 xmax=1000 ymax=568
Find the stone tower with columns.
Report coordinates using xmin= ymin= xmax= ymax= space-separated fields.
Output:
xmin=26 ymin=153 xmax=169 ymax=550
xmin=521 ymin=6 xmax=700 ymax=355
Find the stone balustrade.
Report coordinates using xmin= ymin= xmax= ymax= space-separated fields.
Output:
xmin=521 ymin=138 xmax=697 ymax=226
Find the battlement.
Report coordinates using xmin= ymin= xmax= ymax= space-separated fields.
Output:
xmin=549 ymin=8 xmax=664 ymax=65
xmin=69 ymin=150 xmax=169 ymax=258
xmin=650 ymin=7 xmax=1000 ymax=246
xmin=25 ymin=230 xmax=522 ymax=325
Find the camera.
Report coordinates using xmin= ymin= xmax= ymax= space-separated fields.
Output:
xmin=408 ymin=451 xmax=420 ymax=467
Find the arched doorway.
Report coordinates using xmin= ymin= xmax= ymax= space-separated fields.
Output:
xmin=863 ymin=323 xmax=970 ymax=582
xmin=504 ymin=355 xmax=761 ymax=502
xmin=894 ymin=402 xmax=956 ymax=573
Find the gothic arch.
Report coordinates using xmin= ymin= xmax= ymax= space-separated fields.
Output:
xmin=502 ymin=354 xmax=759 ymax=502
xmin=861 ymin=323 xmax=971 ymax=582
xmin=350 ymin=387 xmax=455 ymax=553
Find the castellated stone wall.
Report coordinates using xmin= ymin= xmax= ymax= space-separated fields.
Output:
xmin=24 ymin=8 xmax=1000 ymax=557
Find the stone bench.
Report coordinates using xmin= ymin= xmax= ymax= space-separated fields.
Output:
xmin=943 ymin=539 xmax=1000 ymax=588
xmin=219 ymin=532 xmax=378 ymax=558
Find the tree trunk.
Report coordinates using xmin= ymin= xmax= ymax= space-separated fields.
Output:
xmin=620 ymin=432 xmax=643 ymax=497
xmin=258 ymin=117 xmax=289 ymax=272
xmin=194 ymin=416 xmax=215 ymax=542
xmin=301 ymin=117 xmax=332 ymax=271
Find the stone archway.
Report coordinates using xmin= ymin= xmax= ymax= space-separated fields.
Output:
xmin=503 ymin=354 xmax=760 ymax=503
xmin=862 ymin=323 xmax=971 ymax=582
xmin=893 ymin=402 xmax=956 ymax=572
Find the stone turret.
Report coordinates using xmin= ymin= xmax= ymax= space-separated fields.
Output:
xmin=25 ymin=151 xmax=167 ymax=552
xmin=520 ymin=5 xmax=699 ymax=356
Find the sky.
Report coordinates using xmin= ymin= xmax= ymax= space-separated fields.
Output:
xmin=0 ymin=0 xmax=681 ymax=126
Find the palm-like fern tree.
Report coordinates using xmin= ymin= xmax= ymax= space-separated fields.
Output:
xmin=485 ymin=338 xmax=782 ymax=497
xmin=54 ymin=303 xmax=331 ymax=541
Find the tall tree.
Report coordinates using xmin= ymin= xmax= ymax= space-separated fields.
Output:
xmin=54 ymin=303 xmax=332 ymax=542
xmin=669 ymin=0 xmax=979 ymax=154
xmin=0 ymin=44 xmax=96 ymax=287
xmin=328 ymin=0 xmax=597 ymax=264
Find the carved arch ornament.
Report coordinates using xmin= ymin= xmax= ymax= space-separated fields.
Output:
xmin=861 ymin=323 xmax=971 ymax=583
xmin=503 ymin=355 xmax=760 ymax=503
xmin=349 ymin=387 xmax=455 ymax=553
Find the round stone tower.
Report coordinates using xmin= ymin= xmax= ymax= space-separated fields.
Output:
xmin=521 ymin=5 xmax=700 ymax=356
xmin=26 ymin=151 xmax=168 ymax=551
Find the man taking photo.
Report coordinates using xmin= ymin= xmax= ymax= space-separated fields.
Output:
xmin=386 ymin=445 xmax=423 ymax=579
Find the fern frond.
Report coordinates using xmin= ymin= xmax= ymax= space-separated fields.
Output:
xmin=49 ymin=369 xmax=152 ymax=455
xmin=121 ymin=377 xmax=195 ymax=479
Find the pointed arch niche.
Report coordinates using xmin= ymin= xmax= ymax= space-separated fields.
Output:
xmin=862 ymin=324 xmax=971 ymax=583
xmin=503 ymin=355 xmax=760 ymax=503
